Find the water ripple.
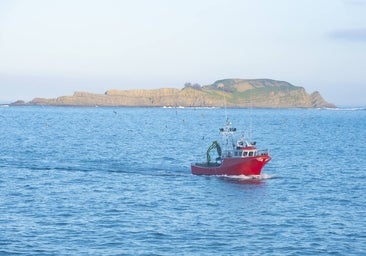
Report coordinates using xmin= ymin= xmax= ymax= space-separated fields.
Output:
xmin=0 ymin=107 xmax=365 ymax=255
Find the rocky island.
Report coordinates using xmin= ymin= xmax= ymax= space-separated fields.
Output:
xmin=21 ymin=79 xmax=335 ymax=108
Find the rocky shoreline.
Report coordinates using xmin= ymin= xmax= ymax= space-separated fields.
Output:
xmin=12 ymin=79 xmax=336 ymax=108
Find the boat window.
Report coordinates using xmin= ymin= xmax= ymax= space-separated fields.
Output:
xmin=248 ymin=151 xmax=254 ymax=156
xmin=243 ymin=151 xmax=248 ymax=157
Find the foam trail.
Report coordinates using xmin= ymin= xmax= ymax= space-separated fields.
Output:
xmin=219 ymin=173 xmax=274 ymax=180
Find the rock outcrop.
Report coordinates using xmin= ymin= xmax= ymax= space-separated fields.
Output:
xmin=24 ymin=79 xmax=336 ymax=108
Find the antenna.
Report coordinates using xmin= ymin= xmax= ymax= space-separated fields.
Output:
xmin=223 ymin=94 xmax=227 ymax=121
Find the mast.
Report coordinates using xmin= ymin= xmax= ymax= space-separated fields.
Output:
xmin=248 ymin=84 xmax=253 ymax=142
xmin=219 ymin=118 xmax=236 ymax=152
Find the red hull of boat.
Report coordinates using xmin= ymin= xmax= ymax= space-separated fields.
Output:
xmin=191 ymin=155 xmax=271 ymax=176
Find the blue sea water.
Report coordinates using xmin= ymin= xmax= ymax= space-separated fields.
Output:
xmin=0 ymin=106 xmax=365 ymax=255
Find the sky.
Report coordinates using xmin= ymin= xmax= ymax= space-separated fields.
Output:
xmin=0 ymin=0 xmax=365 ymax=106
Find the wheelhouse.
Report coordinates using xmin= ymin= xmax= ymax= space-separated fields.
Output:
xmin=232 ymin=146 xmax=257 ymax=157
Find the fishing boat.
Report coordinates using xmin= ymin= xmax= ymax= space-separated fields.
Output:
xmin=191 ymin=119 xmax=271 ymax=176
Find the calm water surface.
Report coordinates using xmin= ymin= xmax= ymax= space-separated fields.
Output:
xmin=0 ymin=106 xmax=365 ymax=255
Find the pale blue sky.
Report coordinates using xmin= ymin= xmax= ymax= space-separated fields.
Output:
xmin=1 ymin=0 xmax=365 ymax=106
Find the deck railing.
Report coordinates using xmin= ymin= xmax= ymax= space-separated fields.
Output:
xmin=223 ymin=149 xmax=270 ymax=158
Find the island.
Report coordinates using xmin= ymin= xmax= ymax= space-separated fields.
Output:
xmin=16 ymin=79 xmax=336 ymax=108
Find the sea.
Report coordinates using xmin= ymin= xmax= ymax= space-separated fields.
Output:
xmin=0 ymin=106 xmax=365 ymax=255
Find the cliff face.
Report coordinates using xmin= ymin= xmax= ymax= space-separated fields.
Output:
xmin=26 ymin=79 xmax=336 ymax=108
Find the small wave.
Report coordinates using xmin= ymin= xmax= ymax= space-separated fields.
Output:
xmin=161 ymin=106 xmax=217 ymax=109
xmin=325 ymin=107 xmax=366 ymax=111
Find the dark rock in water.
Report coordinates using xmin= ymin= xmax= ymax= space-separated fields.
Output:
xmin=10 ymin=100 xmax=26 ymax=106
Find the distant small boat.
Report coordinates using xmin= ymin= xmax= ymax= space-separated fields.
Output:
xmin=191 ymin=119 xmax=271 ymax=176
